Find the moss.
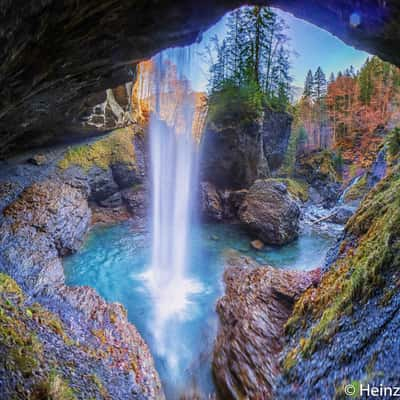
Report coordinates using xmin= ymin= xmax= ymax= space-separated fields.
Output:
xmin=88 ymin=374 xmax=110 ymax=400
xmin=32 ymin=371 xmax=77 ymax=400
xmin=343 ymin=175 xmax=368 ymax=203
xmin=297 ymin=150 xmax=341 ymax=183
xmin=286 ymin=166 xmax=400 ymax=355
xmin=29 ymin=303 xmax=72 ymax=345
xmin=270 ymin=178 xmax=309 ymax=202
xmin=58 ymin=127 xmax=136 ymax=171
xmin=282 ymin=347 xmax=299 ymax=373
xmin=0 ymin=275 xmax=44 ymax=377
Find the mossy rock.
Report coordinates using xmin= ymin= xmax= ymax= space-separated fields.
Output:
xmin=58 ymin=127 xmax=137 ymax=171
xmin=269 ymin=178 xmax=309 ymax=202
xmin=296 ymin=150 xmax=341 ymax=184
xmin=343 ymin=175 xmax=368 ymax=203
xmin=32 ymin=371 xmax=77 ymax=400
xmin=286 ymin=165 xmax=400 ymax=355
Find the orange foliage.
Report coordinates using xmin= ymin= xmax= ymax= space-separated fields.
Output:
xmin=133 ymin=60 xmax=207 ymax=141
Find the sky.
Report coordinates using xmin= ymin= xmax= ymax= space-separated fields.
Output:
xmin=186 ymin=7 xmax=370 ymax=93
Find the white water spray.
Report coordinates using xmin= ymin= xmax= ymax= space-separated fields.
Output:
xmin=142 ymin=48 xmax=203 ymax=374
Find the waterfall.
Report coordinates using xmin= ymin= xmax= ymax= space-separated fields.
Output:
xmin=143 ymin=48 xmax=203 ymax=375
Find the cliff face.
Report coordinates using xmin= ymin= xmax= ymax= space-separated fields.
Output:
xmin=0 ymin=127 xmax=162 ymax=399
xmin=275 ymin=164 xmax=400 ymax=399
xmin=201 ymin=108 xmax=292 ymax=189
xmin=0 ymin=0 xmax=399 ymax=156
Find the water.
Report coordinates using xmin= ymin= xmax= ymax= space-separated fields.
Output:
xmin=63 ymin=221 xmax=333 ymax=398
xmin=146 ymin=48 xmax=203 ymax=377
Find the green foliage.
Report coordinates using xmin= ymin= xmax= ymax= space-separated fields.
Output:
xmin=333 ymin=150 xmax=344 ymax=177
xmin=296 ymin=126 xmax=308 ymax=152
xmin=207 ymin=80 xmax=264 ymax=126
xmin=207 ymin=6 xmax=292 ymax=112
xmin=386 ymin=127 xmax=400 ymax=161
xmin=269 ymin=178 xmax=309 ymax=202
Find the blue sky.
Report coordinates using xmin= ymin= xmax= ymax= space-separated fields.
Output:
xmin=188 ymin=7 xmax=370 ymax=92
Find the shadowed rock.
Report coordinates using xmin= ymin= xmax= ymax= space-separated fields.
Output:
xmin=1 ymin=0 xmax=399 ymax=156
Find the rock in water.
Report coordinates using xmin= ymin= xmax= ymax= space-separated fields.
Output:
xmin=213 ymin=251 xmax=321 ymax=400
xmin=238 ymin=179 xmax=300 ymax=245
xmin=250 ymin=239 xmax=264 ymax=250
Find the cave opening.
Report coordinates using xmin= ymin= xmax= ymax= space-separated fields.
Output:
xmin=1 ymin=2 xmax=400 ymax=400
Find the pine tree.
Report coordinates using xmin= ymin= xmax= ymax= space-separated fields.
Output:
xmin=313 ymin=67 xmax=327 ymax=102
xmin=329 ymin=72 xmax=335 ymax=83
xmin=207 ymin=6 xmax=292 ymax=111
xmin=303 ymin=70 xmax=314 ymax=98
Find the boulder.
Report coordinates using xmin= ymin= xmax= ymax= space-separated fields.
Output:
xmin=238 ymin=179 xmax=300 ymax=245
xmin=0 ymin=179 xmax=91 ymax=293
xmin=213 ymin=251 xmax=321 ymax=400
xmin=3 ymin=179 xmax=91 ymax=256
xmin=200 ymin=182 xmax=223 ymax=221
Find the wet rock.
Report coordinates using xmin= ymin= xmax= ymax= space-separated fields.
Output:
xmin=201 ymin=107 xmax=292 ymax=190
xmin=262 ymin=108 xmax=293 ymax=171
xmin=239 ymin=179 xmax=300 ymax=245
xmin=221 ymin=189 xmax=248 ymax=220
xmin=121 ymin=186 xmax=148 ymax=218
xmin=200 ymin=182 xmax=223 ymax=221
xmin=201 ymin=117 xmax=268 ymax=190
xmin=213 ymin=251 xmax=321 ymax=400
xmin=250 ymin=239 xmax=264 ymax=250
xmin=88 ymin=166 xmax=119 ymax=202
xmin=0 ymin=180 xmax=90 ymax=294
xmin=27 ymin=153 xmax=47 ymax=166
xmin=327 ymin=206 xmax=354 ymax=225
xmin=111 ymin=162 xmax=139 ymax=189
xmin=91 ymin=204 xmax=131 ymax=226
xmin=99 ymin=192 xmax=123 ymax=208
xmin=57 ymin=165 xmax=91 ymax=197
xmin=367 ymin=148 xmax=387 ymax=187
xmin=296 ymin=150 xmax=341 ymax=208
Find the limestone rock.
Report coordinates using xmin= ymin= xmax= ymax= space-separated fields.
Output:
xmin=3 ymin=179 xmax=91 ymax=256
xmin=213 ymin=251 xmax=321 ymax=400
xmin=239 ymin=179 xmax=300 ymax=245
xmin=121 ymin=186 xmax=148 ymax=218
xmin=27 ymin=153 xmax=47 ymax=166
xmin=87 ymin=166 xmax=120 ymax=202
xmin=0 ymin=0 xmax=399 ymax=155
xmin=200 ymin=182 xmax=223 ymax=221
